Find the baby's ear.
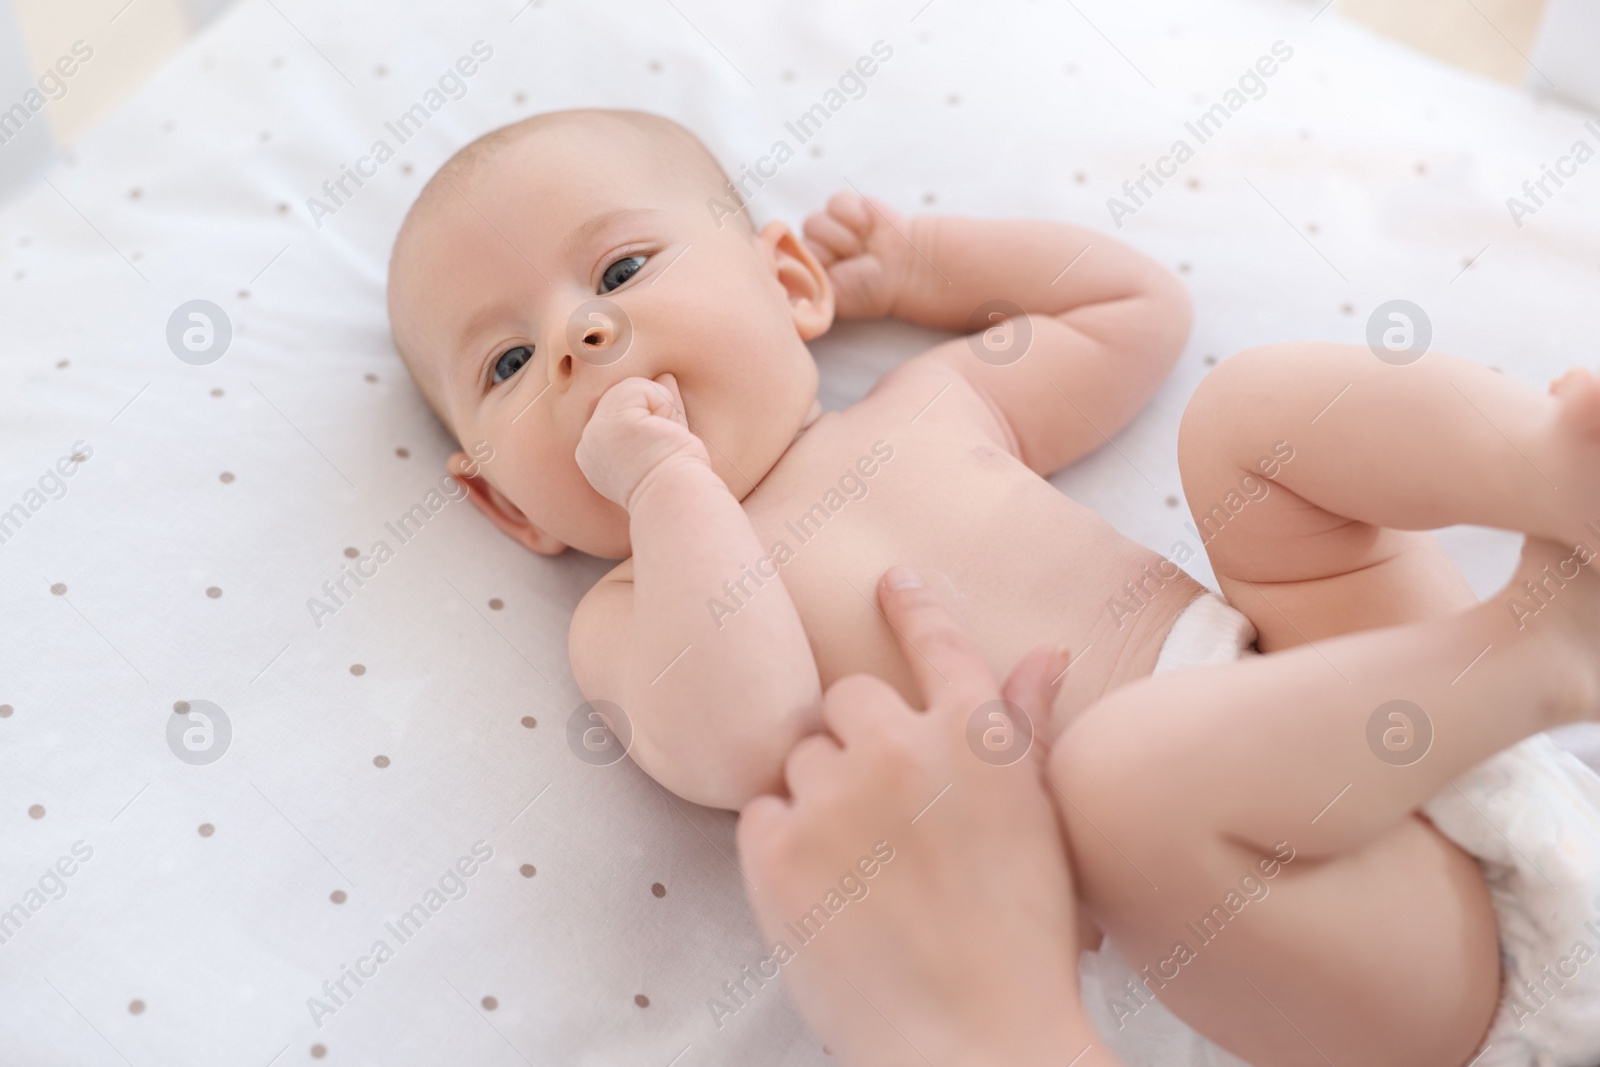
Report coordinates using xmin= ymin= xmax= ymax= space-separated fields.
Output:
xmin=760 ymin=220 xmax=834 ymax=340
xmin=447 ymin=451 xmax=567 ymax=556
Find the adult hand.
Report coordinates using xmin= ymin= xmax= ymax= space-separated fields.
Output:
xmin=737 ymin=566 xmax=1120 ymax=1067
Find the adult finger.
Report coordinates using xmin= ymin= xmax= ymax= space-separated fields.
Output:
xmin=1000 ymin=644 xmax=1071 ymax=766
xmin=735 ymin=793 xmax=791 ymax=899
xmin=876 ymin=566 xmax=999 ymax=710
xmin=818 ymin=672 xmax=909 ymax=748
xmin=783 ymin=732 xmax=844 ymax=799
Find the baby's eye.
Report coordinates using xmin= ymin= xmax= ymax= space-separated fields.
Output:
xmin=600 ymin=255 xmax=647 ymax=293
xmin=493 ymin=345 xmax=534 ymax=384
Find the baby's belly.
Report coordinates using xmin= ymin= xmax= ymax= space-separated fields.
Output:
xmin=741 ymin=443 xmax=1205 ymax=729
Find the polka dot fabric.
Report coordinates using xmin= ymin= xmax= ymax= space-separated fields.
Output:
xmin=1 ymin=0 xmax=1598 ymax=1065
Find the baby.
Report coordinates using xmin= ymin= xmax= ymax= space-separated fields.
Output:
xmin=388 ymin=109 xmax=1600 ymax=1066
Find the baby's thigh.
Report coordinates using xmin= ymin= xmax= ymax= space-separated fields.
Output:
xmin=1176 ymin=359 xmax=1473 ymax=647
xmin=1075 ymin=811 xmax=1499 ymax=1067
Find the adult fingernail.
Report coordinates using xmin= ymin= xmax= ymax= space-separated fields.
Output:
xmin=1050 ymin=645 xmax=1073 ymax=679
xmin=884 ymin=566 xmax=922 ymax=590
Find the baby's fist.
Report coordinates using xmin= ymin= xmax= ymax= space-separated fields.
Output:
xmin=802 ymin=191 xmax=914 ymax=321
xmin=576 ymin=374 xmax=710 ymax=511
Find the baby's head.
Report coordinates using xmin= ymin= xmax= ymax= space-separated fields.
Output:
xmin=388 ymin=109 xmax=834 ymax=559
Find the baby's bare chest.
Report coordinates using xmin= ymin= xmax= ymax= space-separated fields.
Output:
xmin=732 ymin=380 xmax=1171 ymax=702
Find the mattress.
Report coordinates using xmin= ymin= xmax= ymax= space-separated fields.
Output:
xmin=2 ymin=0 xmax=1597 ymax=1064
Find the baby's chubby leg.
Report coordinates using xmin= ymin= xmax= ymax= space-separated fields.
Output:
xmin=1051 ymin=537 xmax=1600 ymax=1067
xmin=1176 ymin=343 xmax=1600 ymax=648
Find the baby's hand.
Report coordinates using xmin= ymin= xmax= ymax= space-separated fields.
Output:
xmin=802 ymin=191 xmax=918 ymax=321
xmin=576 ymin=373 xmax=711 ymax=511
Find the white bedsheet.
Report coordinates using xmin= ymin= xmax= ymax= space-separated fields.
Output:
xmin=2 ymin=1 xmax=1597 ymax=1064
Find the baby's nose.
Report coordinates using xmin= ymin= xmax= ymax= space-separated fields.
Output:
xmin=566 ymin=298 xmax=632 ymax=369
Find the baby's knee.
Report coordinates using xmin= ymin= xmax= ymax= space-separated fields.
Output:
xmin=1178 ymin=345 xmax=1297 ymax=443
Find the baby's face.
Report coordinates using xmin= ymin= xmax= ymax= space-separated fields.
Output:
xmin=390 ymin=117 xmax=830 ymax=559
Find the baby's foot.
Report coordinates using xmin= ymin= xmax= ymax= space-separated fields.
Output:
xmin=1500 ymin=534 xmax=1600 ymax=724
xmin=802 ymin=191 xmax=919 ymax=321
xmin=1548 ymin=365 xmax=1600 ymax=541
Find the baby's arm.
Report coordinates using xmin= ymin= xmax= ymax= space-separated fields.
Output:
xmin=804 ymin=194 xmax=1190 ymax=473
xmin=570 ymin=374 xmax=821 ymax=810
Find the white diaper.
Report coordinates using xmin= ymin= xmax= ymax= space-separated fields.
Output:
xmin=1079 ymin=593 xmax=1600 ymax=1067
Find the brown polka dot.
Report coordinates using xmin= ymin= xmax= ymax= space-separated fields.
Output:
xmin=198 ymin=823 xmax=214 ymax=837
xmin=1341 ymin=303 xmax=1355 ymax=316
xmin=205 ymin=586 xmax=222 ymax=599
xmin=809 ymin=145 xmax=822 ymax=158
xmin=374 ymin=64 xmax=388 ymax=77
xmin=276 ymin=203 xmax=289 ymax=214
xmin=481 ymin=995 xmax=498 ymax=1010
xmin=310 ymin=1045 xmax=326 ymax=1060
xmin=174 ymin=701 xmax=190 ymax=715
xmin=651 ymin=882 xmax=666 ymax=898
xmin=330 ymin=889 xmax=347 ymax=904
xmin=1177 ymin=263 xmax=1191 ymax=274
xmin=259 ymin=131 xmax=270 ymax=142
xmin=922 ymin=192 xmax=936 ymax=205
xmin=211 ymin=387 xmax=225 ymax=397
xmin=513 ymin=92 xmax=527 ymax=105
xmin=1164 ymin=495 xmax=1179 ymax=508
xmin=1203 ymin=354 xmax=1218 ymax=366
xmin=946 ymin=94 xmax=959 ymax=106
xmin=1306 ymin=223 xmax=1319 ymax=235
xmin=634 ymin=994 xmax=650 ymax=1008
xmin=1187 ymin=177 xmax=1201 ymax=190
xmin=519 ymin=863 xmax=536 ymax=878
xmin=779 ymin=69 xmax=794 ymax=82
xmin=395 ymin=447 xmax=410 ymax=458
xmin=237 ymin=289 xmax=249 ymax=300
xmin=56 ymin=359 xmax=69 ymax=369
xmin=129 ymin=188 xmax=142 ymax=200
xmin=364 ymin=372 xmax=378 ymax=383
xmin=128 ymin=999 xmax=144 ymax=1014
xmin=650 ymin=61 xmax=664 ymax=74
xmin=28 ymin=804 xmax=44 ymax=819
xmin=350 ymin=664 xmax=366 ymax=676
xmin=220 ymin=472 xmax=235 ymax=483
xmin=344 ymin=547 xmax=360 ymax=559
xmin=373 ymin=755 xmax=390 ymax=768
xmin=1415 ymin=161 xmax=1427 ymax=175
xmin=50 ymin=582 xmax=66 ymax=596
xmin=520 ymin=716 xmax=537 ymax=729
xmin=400 ymin=163 xmax=414 ymax=176
xmin=269 ymin=56 xmax=283 ymax=69
xmin=488 ymin=597 xmax=504 ymax=610
xmin=0 ymin=705 xmax=12 ymax=718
